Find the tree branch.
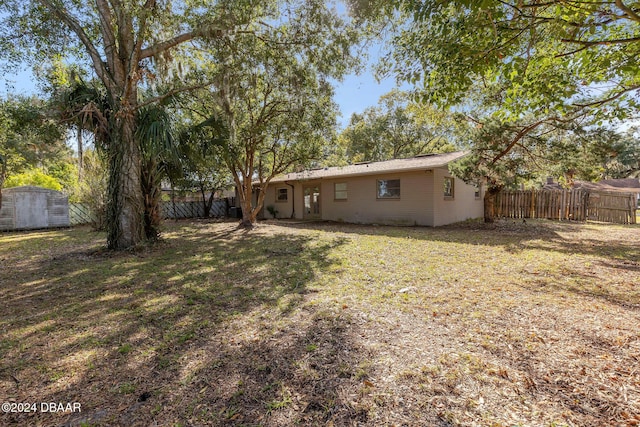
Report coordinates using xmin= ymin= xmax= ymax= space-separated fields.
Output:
xmin=491 ymin=119 xmax=549 ymax=164
xmin=132 ymin=0 xmax=157 ymax=65
xmin=37 ymin=0 xmax=117 ymax=92
xmin=560 ymin=36 xmax=640 ymax=46
xmin=95 ymin=0 xmax=118 ymax=77
xmin=139 ymin=31 xmax=198 ymax=59
xmin=615 ymin=0 xmax=640 ymax=23
xmin=572 ymin=84 xmax=640 ymax=108
xmin=136 ymin=81 xmax=215 ymax=110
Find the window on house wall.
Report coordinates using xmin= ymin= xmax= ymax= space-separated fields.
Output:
xmin=276 ymin=187 xmax=288 ymax=202
xmin=334 ymin=182 xmax=347 ymax=200
xmin=444 ymin=177 xmax=454 ymax=198
xmin=474 ymin=183 xmax=481 ymax=199
xmin=377 ymin=179 xmax=401 ymax=199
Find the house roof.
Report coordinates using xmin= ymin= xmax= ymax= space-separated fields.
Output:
xmin=270 ymin=151 xmax=468 ymax=183
xmin=573 ymin=179 xmax=640 ymax=195
xmin=598 ymin=178 xmax=640 ymax=189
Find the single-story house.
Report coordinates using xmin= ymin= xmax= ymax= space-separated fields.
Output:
xmin=260 ymin=151 xmax=484 ymax=226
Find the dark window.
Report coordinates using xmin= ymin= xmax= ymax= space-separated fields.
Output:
xmin=276 ymin=187 xmax=288 ymax=202
xmin=377 ymin=179 xmax=401 ymax=199
xmin=444 ymin=177 xmax=454 ymax=198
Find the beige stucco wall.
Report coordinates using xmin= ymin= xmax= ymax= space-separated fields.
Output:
xmin=263 ymin=183 xmax=296 ymax=219
xmin=318 ymin=171 xmax=434 ymax=225
xmin=262 ymin=167 xmax=484 ymax=226
xmin=432 ymin=168 xmax=484 ymax=226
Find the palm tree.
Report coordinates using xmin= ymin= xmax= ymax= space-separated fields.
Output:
xmin=54 ymin=79 xmax=180 ymax=242
xmin=137 ymin=104 xmax=178 ymax=240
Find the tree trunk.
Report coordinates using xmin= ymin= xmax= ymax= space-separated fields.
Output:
xmin=200 ymin=184 xmax=215 ymax=218
xmin=106 ymin=111 xmax=145 ymax=249
xmin=141 ymin=159 xmax=161 ymax=241
xmin=237 ymin=175 xmax=270 ymax=228
xmin=205 ymin=189 xmax=215 ymax=218
xmin=200 ymin=185 xmax=207 ymax=217
xmin=239 ymin=181 xmax=256 ymax=228
xmin=77 ymin=125 xmax=83 ymax=181
xmin=484 ymin=186 xmax=501 ymax=223
xmin=0 ymin=157 xmax=5 ymax=210
xmin=171 ymin=181 xmax=177 ymax=222
xmin=238 ymin=182 xmax=269 ymax=228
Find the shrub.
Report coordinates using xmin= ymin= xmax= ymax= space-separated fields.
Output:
xmin=4 ymin=169 xmax=63 ymax=191
xmin=266 ymin=205 xmax=278 ymax=219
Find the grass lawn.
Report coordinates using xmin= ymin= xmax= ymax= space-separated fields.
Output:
xmin=1 ymin=218 xmax=639 ymax=426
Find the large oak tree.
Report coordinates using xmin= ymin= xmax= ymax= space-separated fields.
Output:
xmin=181 ymin=0 xmax=361 ymax=227
xmin=383 ymin=0 xmax=640 ymax=114
xmin=0 ymin=1 xmax=261 ymax=248
xmin=355 ymin=0 xmax=640 ymax=219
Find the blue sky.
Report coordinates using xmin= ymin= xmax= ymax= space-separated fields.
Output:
xmin=333 ymin=72 xmax=402 ymax=128
xmin=0 ymin=64 xmax=402 ymax=130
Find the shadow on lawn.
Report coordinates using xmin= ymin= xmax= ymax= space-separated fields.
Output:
xmin=0 ymin=224 xmax=362 ymax=426
xmin=273 ymin=219 xmax=640 ymax=310
xmin=2 ymin=220 xmax=638 ymax=426
xmin=274 ymin=219 xmax=640 ymax=260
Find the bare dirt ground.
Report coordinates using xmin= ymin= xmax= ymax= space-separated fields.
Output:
xmin=0 ymin=218 xmax=639 ymax=426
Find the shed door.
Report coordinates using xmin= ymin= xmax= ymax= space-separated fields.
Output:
xmin=15 ymin=191 xmax=48 ymax=229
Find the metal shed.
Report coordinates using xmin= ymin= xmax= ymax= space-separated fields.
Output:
xmin=0 ymin=186 xmax=70 ymax=231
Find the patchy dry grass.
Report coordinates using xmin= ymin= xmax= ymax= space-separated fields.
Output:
xmin=1 ymin=218 xmax=639 ymax=426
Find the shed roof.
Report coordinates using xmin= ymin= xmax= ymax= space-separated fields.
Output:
xmin=270 ymin=151 xmax=468 ymax=183
xmin=2 ymin=186 xmax=64 ymax=195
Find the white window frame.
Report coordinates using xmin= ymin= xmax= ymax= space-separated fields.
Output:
xmin=276 ymin=187 xmax=288 ymax=203
xmin=377 ymin=179 xmax=401 ymax=199
xmin=444 ymin=177 xmax=455 ymax=199
xmin=334 ymin=182 xmax=348 ymax=200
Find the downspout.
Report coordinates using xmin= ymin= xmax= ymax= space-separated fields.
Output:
xmin=285 ymin=181 xmax=295 ymax=219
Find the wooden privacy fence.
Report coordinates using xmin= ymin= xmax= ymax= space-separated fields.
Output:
xmin=495 ymin=189 xmax=589 ymax=221
xmin=587 ymin=191 xmax=637 ymax=224
xmin=495 ymin=189 xmax=637 ymax=224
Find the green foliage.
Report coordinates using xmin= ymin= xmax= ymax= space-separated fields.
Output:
xmin=384 ymin=1 xmax=640 ymax=118
xmin=0 ymin=0 xmax=365 ymax=245
xmin=137 ymin=103 xmax=179 ymax=239
xmin=606 ymin=128 xmax=640 ymax=179
xmin=78 ymin=150 xmax=108 ymax=231
xmin=0 ymin=95 xmax=71 ymax=196
xmin=4 ymin=168 xmax=63 ymax=191
xmin=541 ymin=126 xmax=640 ymax=183
xmin=448 ymin=117 xmax=640 ymax=192
xmin=266 ymin=205 xmax=279 ymax=219
xmin=367 ymin=1 xmax=640 ymax=196
xmin=48 ymin=161 xmax=82 ymax=201
xmin=173 ymin=117 xmax=234 ymax=217
xmin=180 ymin=0 xmax=363 ymax=225
xmin=0 ymin=96 xmax=67 ymax=173
xmin=1 ymin=0 xmax=257 ymax=248
xmin=339 ymin=89 xmax=458 ymax=163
